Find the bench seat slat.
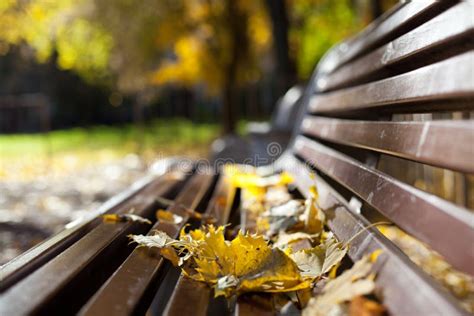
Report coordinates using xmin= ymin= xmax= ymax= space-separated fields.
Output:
xmin=163 ymin=175 xmax=236 ymax=316
xmin=0 ymin=160 xmax=180 ymax=292
xmin=279 ymin=154 xmax=467 ymax=315
xmin=310 ymin=51 xmax=474 ymax=114
xmin=318 ymin=0 xmax=453 ymax=74
xmin=293 ymin=136 xmax=474 ymax=275
xmin=79 ymin=172 xmax=214 ymax=316
xmin=318 ymin=2 xmax=474 ymax=91
xmin=301 ymin=116 xmax=474 ymax=173
xmin=0 ymin=172 xmax=183 ymax=315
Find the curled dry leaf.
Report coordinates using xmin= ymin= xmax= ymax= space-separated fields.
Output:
xmin=129 ymin=230 xmax=181 ymax=248
xmin=102 ymin=213 xmax=152 ymax=225
xmin=302 ymin=254 xmax=378 ymax=316
xmin=290 ymin=235 xmax=347 ymax=280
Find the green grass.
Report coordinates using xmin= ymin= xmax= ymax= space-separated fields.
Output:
xmin=0 ymin=118 xmax=221 ymax=158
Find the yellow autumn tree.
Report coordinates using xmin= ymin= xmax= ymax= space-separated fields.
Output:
xmin=0 ymin=0 xmax=272 ymax=133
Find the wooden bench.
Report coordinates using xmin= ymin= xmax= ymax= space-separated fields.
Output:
xmin=1 ymin=1 xmax=473 ymax=315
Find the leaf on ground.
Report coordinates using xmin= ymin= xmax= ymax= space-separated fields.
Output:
xmin=290 ymin=235 xmax=347 ymax=279
xmin=302 ymin=254 xmax=377 ymax=316
xmin=102 ymin=213 xmax=152 ymax=224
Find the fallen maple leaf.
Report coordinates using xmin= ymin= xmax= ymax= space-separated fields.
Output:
xmin=302 ymin=254 xmax=377 ymax=316
xmin=131 ymin=225 xmax=311 ymax=297
xmin=290 ymin=235 xmax=347 ymax=280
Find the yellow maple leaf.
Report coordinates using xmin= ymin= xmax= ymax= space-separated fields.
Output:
xmin=131 ymin=225 xmax=310 ymax=297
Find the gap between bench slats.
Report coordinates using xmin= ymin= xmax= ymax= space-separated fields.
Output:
xmin=317 ymin=0 xmax=454 ymax=75
xmin=293 ymin=136 xmax=474 ymax=276
xmin=277 ymin=154 xmax=467 ymax=316
xmin=301 ymin=116 xmax=474 ymax=173
xmin=318 ymin=1 xmax=474 ymax=92
xmin=310 ymin=51 xmax=474 ymax=114
xmin=163 ymin=175 xmax=237 ymax=316
xmin=234 ymin=180 xmax=276 ymax=315
xmin=0 ymin=171 xmax=185 ymax=315
xmin=79 ymin=172 xmax=215 ymax=316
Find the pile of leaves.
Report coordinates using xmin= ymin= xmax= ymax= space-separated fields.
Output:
xmin=130 ymin=166 xmax=385 ymax=314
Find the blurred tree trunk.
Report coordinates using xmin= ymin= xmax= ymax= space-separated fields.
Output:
xmin=221 ymin=0 xmax=248 ymax=135
xmin=133 ymin=94 xmax=145 ymax=154
xmin=265 ymin=0 xmax=296 ymax=98
xmin=371 ymin=0 xmax=383 ymax=20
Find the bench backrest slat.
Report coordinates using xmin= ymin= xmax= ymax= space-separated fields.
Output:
xmin=317 ymin=0 xmax=454 ymax=74
xmin=310 ymin=51 xmax=474 ymax=115
xmin=287 ymin=0 xmax=474 ymax=279
xmin=280 ymin=155 xmax=467 ymax=316
xmin=301 ymin=117 xmax=474 ymax=173
xmin=294 ymin=136 xmax=474 ymax=275
xmin=319 ymin=1 xmax=474 ymax=91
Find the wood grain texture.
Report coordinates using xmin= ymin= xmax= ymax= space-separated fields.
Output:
xmin=79 ymin=172 xmax=215 ymax=316
xmin=301 ymin=116 xmax=474 ymax=173
xmin=276 ymin=154 xmax=466 ymax=316
xmin=293 ymin=137 xmax=474 ymax=276
xmin=310 ymin=51 xmax=474 ymax=114
xmin=317 ymin=2 xmax=474 ymax=91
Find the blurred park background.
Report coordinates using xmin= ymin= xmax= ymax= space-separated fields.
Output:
xmin=0 ymin=0 xmax=396 ymax=263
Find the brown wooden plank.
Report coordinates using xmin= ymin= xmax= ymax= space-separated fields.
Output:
xmin=79 ymin=172 xmax=215 ymax=316
xmin=318 ymin=0 xmax=453 ymax=74
xmin=0 ymin=159 xmax=181 ymax=291
xmin=301 ymin=117 xmax=474 ymax=173
xmin=235 ymin=294 xmax=275 ymax=316
xmin=0 ymin=171 xmax=185 ymax=315
xmin=293 ymin=136 xmax=474 ymax=276
xmin=163 ymin=175 xmax=237 ymax=316
xmin=310 ymin=51 xmax=474 ymax=114
xmin=318 ymin=2 xmax=474 ymax=91
xmin=0 ymin=175 xmax=154 ymax=291
xmin=276 ymin=154 xmax=467 ymax=315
